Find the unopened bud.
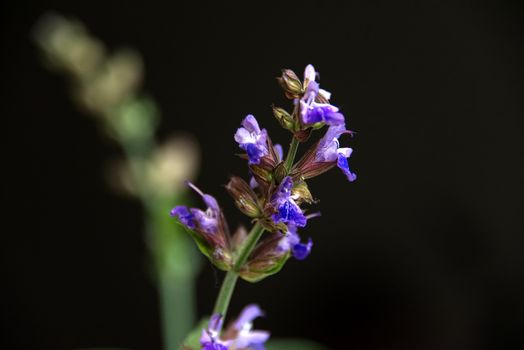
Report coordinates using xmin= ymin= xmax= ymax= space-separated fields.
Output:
xmin=272 ymin=106 xmax=295 ymax=131
xmin=277 ymin=69 xmax=303 ymax=99
xmin=250 ymin=164 xmax=272 ymax=187
xmin=304 ymin=64 xmax=316 ymax=84
xmin=226 ymin=176 xmax=262 ymax=218
xmin=239 ymin=233 xmax=290 ymax=282
xmin=273 ymin=162 xmax=287 ymax=184
xmin=292 ymin=181 xmax=314 ymax=205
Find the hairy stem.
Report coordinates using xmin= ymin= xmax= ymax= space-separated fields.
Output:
xmin=284 ymin=136 xmax=300 ymax=172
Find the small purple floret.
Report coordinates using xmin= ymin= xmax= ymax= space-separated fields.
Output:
xmin=273 ymin=144 xmax=283 ymax=162
xmin=202 ymin=343 xmax=228 ymax=350
xmin=299 ymin=64 xmax=345 ymax=126
xmin=234 ymin=114 xmax=269 ymax=165
xmin=301 ymin=102 xmax=345 ymax=125
xmin=170 ymin=206 xmax=196 ymax=229
xmin=200 ymin=305 xmax=269 ymax=350
xmin=285 ymin=224 xmax=313 ymax=260
xmin=337 ymin=153 xmax=357 ymax=182
xmin=270 ymin=177 xmax=307 ymax=228
xmin=274 ymin=201 xmax=307 ymax=228
xmin=170 ymin=183 xmax=221 ymax=233
xmin=292 ymin=238 xmax=313 ymax=260
xmin=234 ymin=304 xmax=264 ymax=331
xmin=316 ymin=124 xmax=356 ymax=182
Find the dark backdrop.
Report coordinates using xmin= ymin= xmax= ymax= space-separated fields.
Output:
xmin=2 ymin=1 xmax=523 ymax=349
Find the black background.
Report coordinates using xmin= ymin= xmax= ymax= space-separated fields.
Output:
xmin=2 ymin=1 xmax=523 ymax=349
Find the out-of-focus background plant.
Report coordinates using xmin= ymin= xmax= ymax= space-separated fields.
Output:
xmin=33 ymin=13 xmax=201 ymax=350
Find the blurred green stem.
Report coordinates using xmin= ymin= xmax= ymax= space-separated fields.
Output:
xmin=119 ymin=127 xmax=197 ymax=350
xmin=212 ymin=222 xmax=265 ymax=319
xmin=159 ymin=251 xmax=195 ymax=350
xmin=147 ymin=201 xmax=197 ymax=350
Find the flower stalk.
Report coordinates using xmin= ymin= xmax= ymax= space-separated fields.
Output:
xmin=285 ymin=137 xmax=300 ymax=173
xmin=212 ymin=222 xmax=265 ymax=319
xmin=212 ymin=130 xmax=301 ymax=320
xmin=171 ymin=64 xmax=357 ymax=349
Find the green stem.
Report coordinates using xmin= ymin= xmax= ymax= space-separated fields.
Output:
xmin=120 ymin=135 xmax=198 ymax=350
xmin=285 ymin=136 xmax=300 ymax=172
xmin=212 ymin=222 xmax=265 ymax=319
xmin=160 ymin=268 xmax=195 ymax=350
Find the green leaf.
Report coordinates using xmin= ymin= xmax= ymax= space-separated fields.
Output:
xmin=266 ymin=338 xmax=330 ymax=350
xmin=182 ymin=317 xmax=209 ymax=350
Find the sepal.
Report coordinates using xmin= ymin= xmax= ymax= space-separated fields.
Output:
xmin=226 ymin=176 xmax=262 ymax=218
xmin=239 ymin=233 xmax=291 ymax=282
xmin=293 ymin=128 xmax=313 ymax=142
xmin=272 ymin=162 xmax=287 ymax=184
xmin=290 ymin=140 xmax=336 ymax=180
xmin=175 ymin=222 xmax=233 ymax=271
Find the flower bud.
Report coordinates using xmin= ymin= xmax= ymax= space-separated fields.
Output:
xmin=226 ymin=176 xmax=262 ymax=218
xmin=304 ymin=64 xmax=316 ymax=85
xmin=291 ymin=181 xmax=314 ymax=205
xmin=239 ymin=233 xmax=290 ymax=282
xmin=250 ymin=163 xmax=272 ymax=187
xmin=272 ymin=161 xmax=287 ymax=184
xmin=231 ymin=225 xmax=248 ymax=251
xmin=272 ymin=106 xmax=295 ymax=131
xmin=276 ymin=69 xmax=303 ymax=99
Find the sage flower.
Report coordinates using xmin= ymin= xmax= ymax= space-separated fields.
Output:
xmin=200 ymin=304 xmax=269 ymax=350
xmin=281 ymin=224 xmax=313 ymax=260
xmin=270 ymin=176 xmax=307 ymax=228
xmin=234 ymin=115 xmax=269 ymax=165
xmin=300 ymin=64 xmax=345 ymax=126
xmin=170 ymin=182 xmax=232 ymax=270
xmin=316 ymin=124 xmax=357 ymax=182
xmin=171 ymin=182 xmax=220 ymax=233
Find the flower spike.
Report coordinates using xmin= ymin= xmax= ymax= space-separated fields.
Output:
xmin=173 ymin=64 xmax=357 ymax=284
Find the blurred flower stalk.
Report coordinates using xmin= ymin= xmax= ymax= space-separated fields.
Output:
xmin=33 ymin=14 xmax=201 ymax=350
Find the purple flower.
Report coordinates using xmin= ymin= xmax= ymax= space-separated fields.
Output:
xmin=270 ymin=177 xmax=307 ymax=228
xmin=201 ymin=314 xmax=227 ymax=350
xmin=316 ymin=124 xmax=357 ymax=182
xmin=299 ymin=64 xmax=345 ymax=126
xmin=273 ymin=143 xmax=283 ymax=162
xmin=249 ymin=144 xmax=283 ymax=189
xmin=170 ymin=182 xmax=220 ymax=233
xmin=234 ymin=115 xmax=269 ymax=165
xmin=278 ymin=218 xmax=317 ymax=261
xmin=200 ymin=305 xmax=269 ymax=350
xmin=287 ymin=225 xmax=313 ymax=260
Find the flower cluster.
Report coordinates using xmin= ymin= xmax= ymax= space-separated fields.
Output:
xmin=171 ymin=64 xmax=356 ymax=284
